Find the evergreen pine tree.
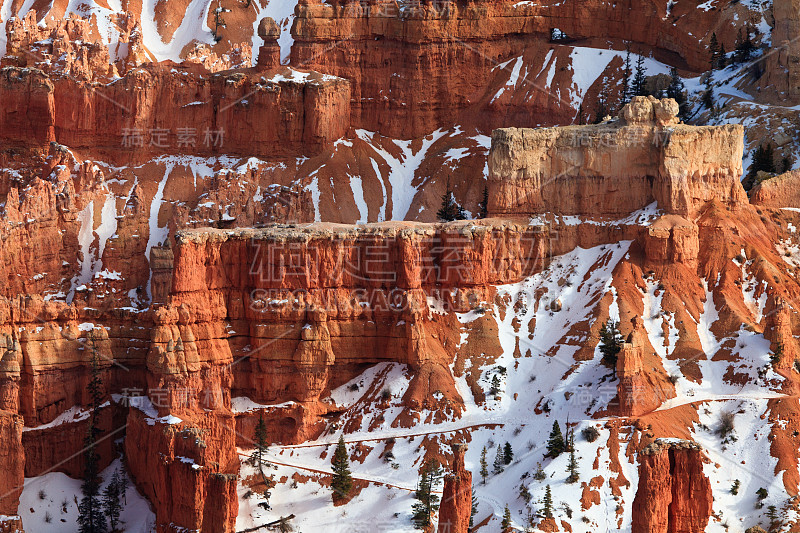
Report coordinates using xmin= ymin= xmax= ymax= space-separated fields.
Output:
xmin=782 ymin=155 xmax=793 ymax=174
xmin=718 ymin=43 xmax=727 ymax=69
xmin=622 ymin=45 xmax=632 ymax=105
xmin=437 ymin=180 xmax=467 ymax=222
xmin=103 ymin=468 xmax=125 ymax=532
xmin=709 ymin=32 xmax=721 ymax=69
xmin=666 ymin=67 xmax=689 ymax=121
xmin=533 ymin=462 xmax=546 ymax=481
xmin=469 ymin=489 xmax=478 ymax=528
xmin=503 ymin=442 xmax=513 ymax=465
xmin=593 ymin=78 xmax=609 ymax=125
xmin=545 ymin=421 xmax=565 ymax=458
xmin=745 ymin=143 xmax=777 ymax=189
xmin=493 ymin=445 xmax=505 ymax=475
xmin=542 ymin=485 xmax=554 ymax=518
xmin=593 ymin=95 xmax=608 ymax=124
xmin=760 ymin=144 xmax=776 ymax=174
xmin=632 ymin=55 xmax=648 ymax=97
xmin=479 ymin=185 xmax=489 ymax=219
xmin=566 ymin=445 xmax=579 ymax=484
xmin=599 ymin=319 xmax=623 ymax=368
xmin=78 ymin=333 xmax=107 ymax=533
xmin=734 ymin=26 xmax=755 ymax=63
xmin=411 ymin=459 xmax=443 ymax=529
xmin=565 ymin=426 xmax=575 ymax=452
xmin=702 ymin=72 xmax=715 ymax=113
xmin=277 ymin=516 xmax=292 ymax=533
xmin=479 ymin=446 xmax=488 ymax=484
xmin=501 ymin=505 xmax=512 ymax=528
xmin=253 ymin=413 xmax=268 ymax=469
xmin=331 ymin=435 xmax=353 ymax=504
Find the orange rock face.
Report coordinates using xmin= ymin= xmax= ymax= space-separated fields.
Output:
xmin=0 ymin=67 xmax=55 ymax=145
xmin=761 ymin=0 xmax=800 ymax=104
xmin=438 ymin=443 xmax=472 ymax=533
xmin=169 ymin=221 xmax=548 ymax=431
xmin=0 ymin=63 xmax=350 ymax=162
xmin=124 ymin=409 xmax=238 ymax=533
xmin=0 ymin=0 xmax=794 ymax=526
xmin=615 ymin=318 xmax=675 ymax=417
xmin=0 ymin=412 xmax=23 ymax=516
xmin=292 ymin=0 xmax=741 ymax=138
xmin=632 ymin=440 xmax=712 ymax=533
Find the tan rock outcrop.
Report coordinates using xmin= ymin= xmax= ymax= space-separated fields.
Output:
xmin=0 ymin=412 xmax=23 ymax=517
xmin=488 ymin=97 xmax=746 ymax=219
xmin=761 ymin=0 xmax=800 ymax=104
xmin=750 ymin=170 xmax=800 ymax=209
xmin=256 ymin=17 xmax=282 ymax=70
xmin=0 ymin=67 xmax=55 ymax=145
xmin=644 ymin=215 xmax=699 ymax=269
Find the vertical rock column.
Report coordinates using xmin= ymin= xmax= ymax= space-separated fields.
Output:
xmin=256 ymin=18 xmax=282 ymax=70
xmin=438 ymin=443 xmax=472 ymax=533
xmin=632 ymin=440 xmax=712 ymax=533
xmin=0 ymin=334 xmax=24 ymax=520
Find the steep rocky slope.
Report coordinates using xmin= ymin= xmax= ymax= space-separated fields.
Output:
xmin=1 ymin=0 xmax=800 ymax=532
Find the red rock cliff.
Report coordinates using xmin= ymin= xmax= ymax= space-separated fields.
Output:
xmin=0 ymin=63 xmax=350 ymax=161
xmin=292 ymin=0 xmax=742 ymax=137
xmin=632 ymin=440 xmax=713 ymax=533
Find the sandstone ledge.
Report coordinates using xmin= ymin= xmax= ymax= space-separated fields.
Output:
xmin=488 ymin=96 xmax=746 ymax=219
xmin=176 ymin=219 xmax=544 ymax=244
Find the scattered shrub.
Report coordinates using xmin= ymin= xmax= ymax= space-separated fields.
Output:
xmin=380 ymin=388 xmax=392 ymax=402
xmin=581 ymin=426 xmax=600 ymax=443
xmin=718 ymin=411 xmax=736 ymax=442
xmin=44 ymin=512 xmax=52 ymax=524
xmin=38 ymin=490 xmax=46 ymax=500
xmin=730 ymin=479 xmax=740 ymax=495
xmin=755 ymin=487 xmax=768 ymax=509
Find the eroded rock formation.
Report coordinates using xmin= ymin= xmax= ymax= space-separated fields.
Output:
xmin=632 ymin=440 xmax=713 ymax=533
xmin=0 ymin=63 xmax=350 ymax=161
xmin=488 ymin=96 xmax=746 ymax=219
xmin=292 ymin=0 xmax=744 ymax=137
xmin=438 ymin=442 xmax=472 ymax=533
xmin=751 ymin=170 xmax=800 ymax=209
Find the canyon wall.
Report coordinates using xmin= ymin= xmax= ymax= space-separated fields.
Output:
xmin=0 ymin=63 xmax=350 ymax=161
xmin=488 ymin=96 xmax=746 ymax=219
xmin=170 ymin=221 xmax=549 ymax=420
xmin=291 ymin=0 xmax=741 ymax=137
